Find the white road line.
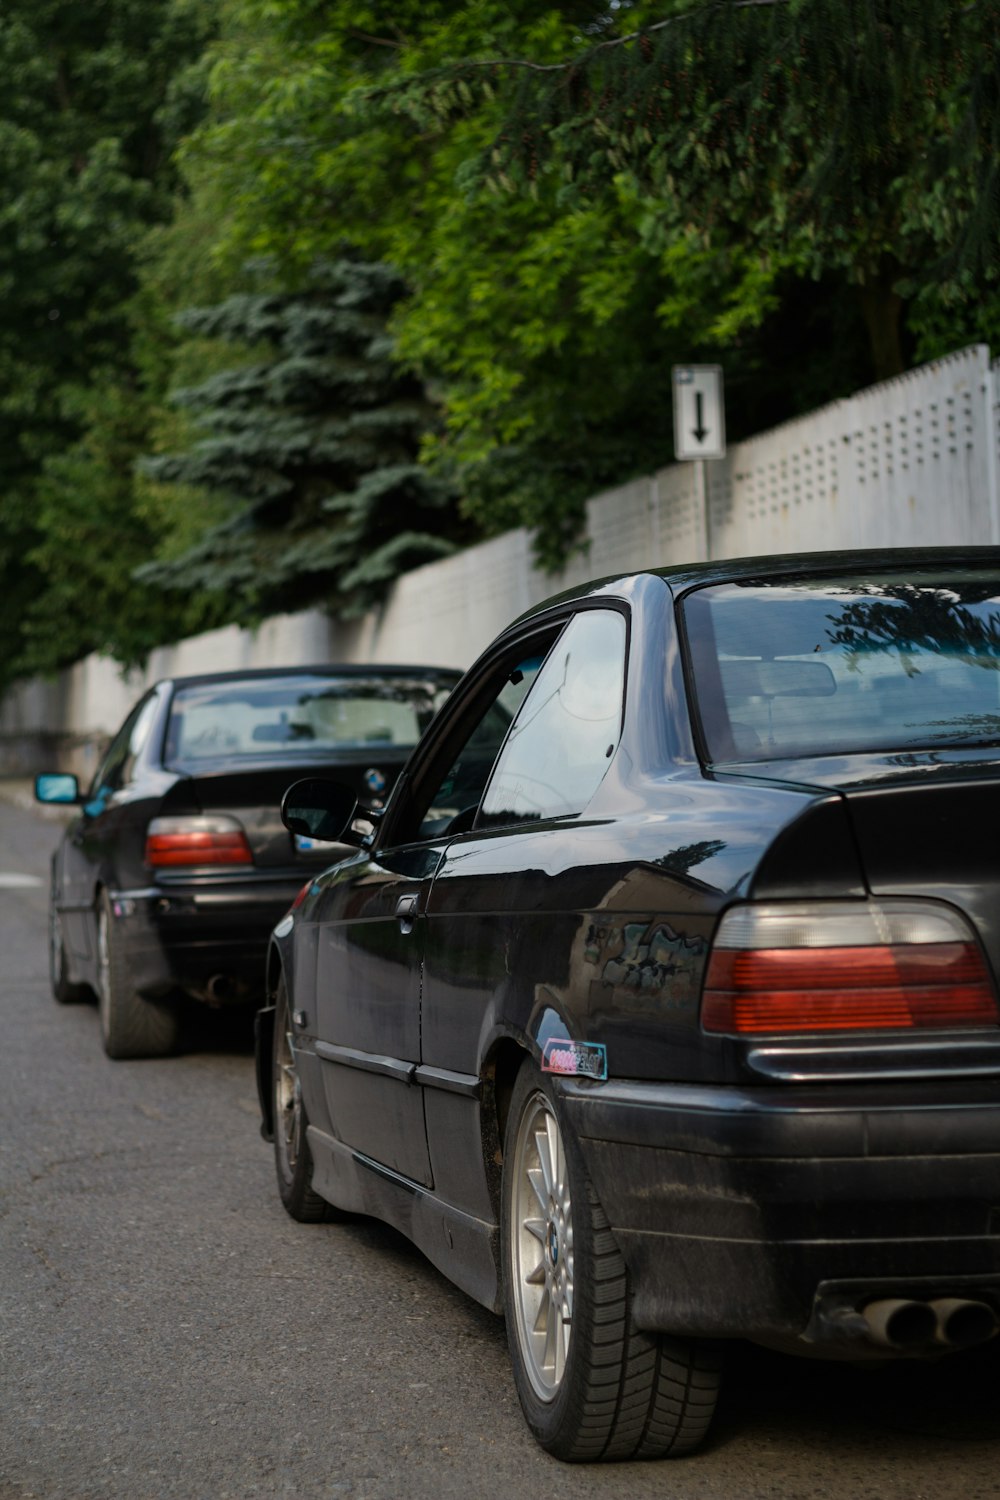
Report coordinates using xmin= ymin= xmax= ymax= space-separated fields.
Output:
xmin=0 ymin=873 xmax=43 ymax=888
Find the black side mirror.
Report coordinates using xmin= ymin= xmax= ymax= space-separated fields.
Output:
xmin=280 ymin=777 xmax=361 ymax=845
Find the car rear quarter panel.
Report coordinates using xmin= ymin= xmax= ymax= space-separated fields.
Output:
xmin=422 ymin=776 xmax=841 ymax=1087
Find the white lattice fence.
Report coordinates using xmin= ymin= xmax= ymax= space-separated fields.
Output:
xmin=705 ymin=344 xmax=997 ymax=558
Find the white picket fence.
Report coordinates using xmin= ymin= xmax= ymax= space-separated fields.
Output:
xmin=4 ymin=342 xmax=998 ymax=778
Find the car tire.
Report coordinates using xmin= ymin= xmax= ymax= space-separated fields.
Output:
xmin=501 ymin=1061 xmax=722 ymax=1462
xmin=96 ymin=891 xmax=179 ymax=1059
xmin=49 ymin=900 xmax=89 ymax=1004
xmin=273 ymin=976 xmax=336 ymax=1222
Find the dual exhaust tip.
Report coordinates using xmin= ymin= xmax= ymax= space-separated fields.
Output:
xmin=863 ymin=1296 xmax=997 ymax=1350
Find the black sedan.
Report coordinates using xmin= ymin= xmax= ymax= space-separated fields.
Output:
xmin=257 ymin=549 xmax=1000 ymax=1461
xmin=35 ymin=664 xmax=459 ymax=1058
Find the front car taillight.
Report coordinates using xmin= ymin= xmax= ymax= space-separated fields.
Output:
xmin=702 ymin=900 xmax=998 ymax=1035
xmin=145 ymin=815 xmax=253 ymax=869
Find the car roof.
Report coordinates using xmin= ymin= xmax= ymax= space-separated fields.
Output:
xmin=158 ymin=664 xmax=463 ymax=691
xmin=511 ymin=546 xmax=1000 ymax=626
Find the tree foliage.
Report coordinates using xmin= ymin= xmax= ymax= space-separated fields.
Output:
xmin=3 ymin=1 xmax=999 ymax=683
xmin=364 ymin=0 xmax=1000 ymax=374
xmin=138 ymin=259 xmax=464 ymax=620
xmin=181 ymin=0 xmax=1000 ymax=563
xmin=0 ymin=0 xmax=218 ymax=684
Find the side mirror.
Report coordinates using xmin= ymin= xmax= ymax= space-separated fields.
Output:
xmin=35 ymin=772 xmax=80 ymax=805
xmin=280 ymin=777 xmax=361 ymax=845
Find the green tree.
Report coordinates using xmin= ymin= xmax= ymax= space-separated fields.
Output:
xmin=176 ymin=5 xmax=825 ymax=562
xmin=374 ymin=0 xmax=1000 ymax=379
xmin=0 ymin=0 xmax=217 ymax=684
xmin=18 ymin=377 xmax=229 ymax=677
xmin=180 ymin=1 xmax=995 ymax=567
xmin=138 ymin=259 xmax=465 ymax=620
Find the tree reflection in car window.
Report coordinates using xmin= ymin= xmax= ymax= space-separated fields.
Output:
xmin=685 ymin=572 xmax=1000 ymax=761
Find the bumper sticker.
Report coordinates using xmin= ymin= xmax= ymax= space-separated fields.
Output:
xmin=541 ymin=1037 xmax=608 ymax=1081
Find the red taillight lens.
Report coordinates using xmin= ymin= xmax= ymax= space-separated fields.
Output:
xmin=702 ymin=900 xmax=998 ymax=1035
xmin=145 ymin=816 xmax=253 ymax=868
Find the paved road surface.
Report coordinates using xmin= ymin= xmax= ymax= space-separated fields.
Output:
xmin=1 ymin=790 xmax=999 ymax=1499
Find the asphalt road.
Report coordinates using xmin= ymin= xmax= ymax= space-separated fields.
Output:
xmin=2 ymin=789 xmax=1000 ymax=1500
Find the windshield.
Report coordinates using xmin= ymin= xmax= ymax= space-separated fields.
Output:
xmin=165 ymin=674 xmax=454 ymax=764
xmin=682 ymin=572 xmax=1000 ymax=762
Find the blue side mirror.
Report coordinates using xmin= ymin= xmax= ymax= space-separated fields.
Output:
xmin=34 ymin=773 xmax=80 ymax=805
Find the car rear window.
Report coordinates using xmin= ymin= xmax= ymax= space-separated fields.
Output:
xmin=682 ymin=571 xmax=1000 ymax=762
xmin=165 ymin=674 xmax=453 ymax=763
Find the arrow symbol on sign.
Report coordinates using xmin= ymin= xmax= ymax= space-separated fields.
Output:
xmin=692 ymin=392 xmax=708 ymax=443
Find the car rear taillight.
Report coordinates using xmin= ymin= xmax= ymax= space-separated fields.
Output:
xmin=145 ymin=816 xmax=253 ymax=869
xmin=702 ymin=900 xmax=998 ymax=1035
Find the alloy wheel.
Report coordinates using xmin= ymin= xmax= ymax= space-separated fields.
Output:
xmin=509 ymin=1090 xmax=575 ymax=1400
xmin=275 ymin=1000 xmax=304 ymax=1171
xmin=96 ymin=902 xmax=111 ymax=1023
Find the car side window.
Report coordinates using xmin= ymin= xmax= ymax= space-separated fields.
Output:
xmin=478 ymin=608 xmax=627 ymax=827
xmin=87 ymin=694 xmax=159 ymax=801
xmin=414 ymin=652 xmax=549 ymax=841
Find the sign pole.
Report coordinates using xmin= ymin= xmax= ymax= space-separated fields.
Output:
xmin=696 ymin=457 xmax=710 ymax=561
xmin=672 ymin=365 xmax=725 ymax=564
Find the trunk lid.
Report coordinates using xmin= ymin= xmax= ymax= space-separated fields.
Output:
xmin=843 ymin=774 xmax=1000 ymax=983
xmin=159 ymin=753 xmax=410 ymax=868
xmin=734 ymin=752 xmax=1000 ymax=978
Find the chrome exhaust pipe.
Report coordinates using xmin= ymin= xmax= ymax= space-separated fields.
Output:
xmin=862 ymin=1298 xmax=938 ymax=1349
xmin=930 ymin=1298 xmax=998 ymax=1348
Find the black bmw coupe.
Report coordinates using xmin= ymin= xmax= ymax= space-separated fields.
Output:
xmin=35 ymin=664 xmax=459 ymax=1058
xmin=258 ymin=550 xmax=1000 ymax=1461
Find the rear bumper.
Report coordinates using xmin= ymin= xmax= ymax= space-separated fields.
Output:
xmin=559 ymin=1077 xmax=1000 ymax=1350
xmin=109 ymin=875 xmax=303 ymax=1001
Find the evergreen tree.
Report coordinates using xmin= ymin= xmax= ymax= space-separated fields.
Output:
xmin=138 ymin=259 xmax=465 ymax=620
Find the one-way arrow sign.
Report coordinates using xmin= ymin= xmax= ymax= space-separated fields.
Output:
xmin=672 ymin=365 xmax=726 ymax=461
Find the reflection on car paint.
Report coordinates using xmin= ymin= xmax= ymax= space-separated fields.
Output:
xmin=589 ymin=918 xmax=706 ymax=1012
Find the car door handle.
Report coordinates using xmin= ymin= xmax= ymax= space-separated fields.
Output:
xmin=395 ymin=893 xmax=419 ymax=934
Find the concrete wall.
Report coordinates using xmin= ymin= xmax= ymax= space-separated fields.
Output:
xmin=4 ymin=343 xmax=998 ymax=779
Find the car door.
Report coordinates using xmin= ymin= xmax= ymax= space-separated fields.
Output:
xmin=308 ymin=842 xmax=441 ymax=1186
xmin=308 ymin=633 xmax=555 ymax=1187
